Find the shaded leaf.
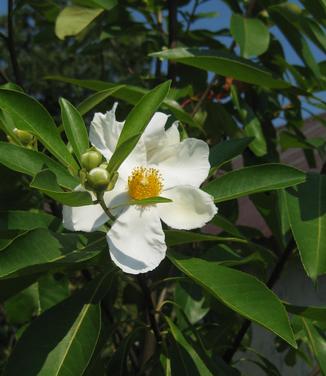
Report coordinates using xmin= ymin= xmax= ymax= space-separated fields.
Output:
xmin=0 ymin=89 xmax=77 ymax=170
xmin=31 ymin=170 xmax=92 ymax=206
xmin=203 ymin=164 xmax=306 ymax=203
xmin=150 ymin=48 xmax=291 ymax=88
xmin=168 ymin=252 xmax=296 ymax=348
xmin=285 ymin=173 xmax=326 ymax=281
xmin=230 ymin=14 xmax=270 ymax=58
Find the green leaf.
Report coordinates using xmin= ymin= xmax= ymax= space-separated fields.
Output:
xmin=60 ymin=98 xmax=89 ymax=163
xmin=0 ymin=229 xmax=105 ymax=278
xmin=77 ymin=86 xmax=125 ymax=116
xmin=168 ymin=252 xmax=296 ymax=348
xmin=0 ymin=90 xmax=78 ymax=170
xmin=210 ymin=214 xmax=244 ymax=238
xmin=45 ymin=75 xmax=212 ymax=129
xmin=284 ymin=173 xmax=326 ymax=281
xmin=55 ymin=6 xmax=103 ymax=40
xmin=31 ymin=170 xmax=92 ymax=206
xmin=0 ymin=142 xmax=78 ymax=189
xmin=165 ymin=316 xmax=214 ymax=376
xmin=209 ymin=137 xmax=253 ymax=168
xmin=268 ymin=4 xmax=322 ymax=78
xmin=203 ymin=164 xmax=306 ymax=203
xmin=302 ymin=319 xmax=326 ymax=373
xmin=74 ymin=0 xmax=117 ymax=10
xmin=106 ymin=327 xmax=145 ymax=375
xmin=107 ymin=80 xmax=171 ymax=173
xmin=4 ymin=283 xmax=40 ymax=325
xmin=230 ymin=14 xmax=270 ymax=58
xmin=165 ymin=230 xmax=240 ymax=246
xmin=285 ymin=303 xmax=326 ymax=324
xmin=4 ymin=270 xmax=115 ymax=376
xmin=150 ymin=48 xmax=291 ymax=89
xmin=243 ymin=107 xmax=267 ymax=157
xmin=0 ymin=210 xmax=56 ymax=231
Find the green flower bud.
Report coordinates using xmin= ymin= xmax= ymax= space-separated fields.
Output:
xmin=86 ymin=167 xmax=110 ymax=191
xmin=13 ymin=128 xmax=34 ymax=145
xmin=81 ymin=150 xmax=103 ymax=171
xmin=99 ymin=162 xmax=109 ymax=170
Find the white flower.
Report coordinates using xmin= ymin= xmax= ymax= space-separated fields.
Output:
xmin=63 ymin=104 xmax=217 ymax=274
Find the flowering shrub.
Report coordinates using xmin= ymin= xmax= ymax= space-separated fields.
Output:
xmin=0 ymin=0 xmax=325 ymax=375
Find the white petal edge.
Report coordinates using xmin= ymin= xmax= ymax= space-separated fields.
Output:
xmin=158 ymin=185 xmax=217 ymax=230
xmin=63 ymin=203 xmax=108 ymax=232
xmin=89 ymin=103 xmax=124 ymax=160
xmin=107 ymin=205 xmax=166 ymax=274
xmin=62 ymin=179 xmax=127 ymax=232
xmin=151 ymin=138 xmax=210 ymax=189
xmin=142 ymin=113 xmax=180 ymax=160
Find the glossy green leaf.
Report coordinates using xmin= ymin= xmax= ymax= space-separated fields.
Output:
xmin=210 ymin=214 xmax=244 ymax=238
xmin=230 ymin=14 xmax=270 ymax=58
xmin=77 ymin=86 xmax=125 ymax=115
xmin=4 ymin=270 xmax=115 ymax=376
xmin=0 ymin=210 xmax=56 ymax=231
xmin=75 ymin=0 xmax=117 ymax=10
xmin=0 ymin=142 xmax=78 ymax=189
xmin=0 ymin=89 xmax=77 ymax=170
xmin=209 ymin=137 xmax=253 ymax=168
xmin=107 ymin=80 xmax=171 ymax=173
xmin=31 ymin=170 xmax=92 ymax=206
xmin=60 ymin=98 xmax=89 ymax=163
xmin=55 ymin=6 xmax=103 ymax=40
xmin=165 ymin=230 xmax=244 ymax=247
xmin=46 ymin=76 xmax=200 ymax=129
xmin=203 ymin=164 xmax=306 ymax=203
xmin=165 ymin=316 xmax=214 ymax=376
xmin=168 ymin=252 xmax=296 ymax=348
xmin=4 ymin=283 xmax=40 ymax=325
xmin=150 ymin=48 xmax=291 ymax=88
xmin=0 ymin=229 xmax=105 ymax=278
xmin=269 ymin=4 xmax=321 ymax=78
xmin=284 ymin=173 xmax=326 ymax=281
xmin=285 ymin=303 xmax=326 ymax=323
xmin=243 ymin=108 xmax=267 ymax=157
xmin=302 ymin=319 xmax=326 ymax=373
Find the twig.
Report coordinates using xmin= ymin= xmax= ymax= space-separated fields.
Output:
xmin=137 ymin=274 xmax=162 ymax=344
xmin=222 ymin=238 xmax=296 ymax=363
xmin=96 ymin=193 xmax=116 ymax=221
xmin=7 ymin=0 xmax=22 ymax=87
xmin=185 ymin=0 xmax=200 ymax=33
xmin=167 ymin=0 xmax=178 ymax=83
xmin=308 ymin=365 xmax=320 ymax=376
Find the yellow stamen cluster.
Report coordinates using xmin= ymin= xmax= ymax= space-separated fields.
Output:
xmin=128 ymin=167 xmax=163 ymax=200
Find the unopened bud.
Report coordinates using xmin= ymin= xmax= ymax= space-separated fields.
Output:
xmin=86 ymin=167 xmax=110 ymax=191
xmin=13 ymin=128 xmax=34 ymax=145
xmin=81 ymin=150 xmax=103 ymax=171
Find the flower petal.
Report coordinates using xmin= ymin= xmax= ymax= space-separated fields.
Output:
xmin=89 ymin=103 xmax=124 ymax=160
xmin=63 ymin=203 xmax=107 ymax=232
xmin=158 ymin=185 xmax=217 ymax=230
xmin=142 ymin=113 xmax=180 ymax=159
xmin=151 ymin=138 xmax=210 ymax=188
xmin=62 ymin=179 xmax=127 ymax=232
xmin=107 ymin=205 xmax=166 ymax=274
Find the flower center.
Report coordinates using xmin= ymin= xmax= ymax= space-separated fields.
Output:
xmin=128 ymin=167 xmax=163 ymax=200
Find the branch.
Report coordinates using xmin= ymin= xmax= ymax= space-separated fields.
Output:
xmin=137 ymin=274 xmax=162 ymax=344
xmin=222 ymin=238 xmax=296 ymax=363
xmin=167 ymin=0 xmax=178 ymax=83
xmin=7 ymin=0 xmax=22 ymax=87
